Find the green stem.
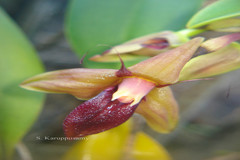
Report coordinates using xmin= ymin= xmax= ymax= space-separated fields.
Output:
xmin=177 ymin=28 xmax=206 ymax=38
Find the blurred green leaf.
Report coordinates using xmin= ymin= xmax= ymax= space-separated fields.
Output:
xmin=0 ymin=8 xmax=44 ymax=159
xmin=187 ymin=0 xmax=240 ymax=29
xmin=65 ymin=0 xmax=203 ymax=69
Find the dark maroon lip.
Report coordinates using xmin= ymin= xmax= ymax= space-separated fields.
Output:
xmin=63 ymin=86 xmax=138 ymax=138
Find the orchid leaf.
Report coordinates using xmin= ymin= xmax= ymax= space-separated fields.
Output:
xmin=136 ymin=87 xmax=179 ymax=133
xmin=179 ymin=43 xmax=240 ymax=81
xmin=0 ymin=8 xmax=44 ymax=158
xmin=132 ymin=132 xmax=172 ymax=160
xmin=187 ymin=0 xmax=240 ymax=29
xmin=65 ymin=0 xmax=203 ymax=69
xmin=62 ymin=120 xmax=131 ymax=160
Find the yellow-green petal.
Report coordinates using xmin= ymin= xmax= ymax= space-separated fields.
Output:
xmin=21 ymin=68 xmax=119 ymax=100
xmin=179 ymin=43 xmax=240 ymax=81
xmin=129 ymin=38 xmax=203 ymax=85
xmin=131 ymin=132 xmax=172 ymax=160
xmin=136 ymin=87 xmax=179 ymax=133
xmin=62 ymin=120 xmax=131 ymax=160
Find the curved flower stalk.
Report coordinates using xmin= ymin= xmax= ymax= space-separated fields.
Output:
xmin=21 ymin=36 xmax=240 ymax=138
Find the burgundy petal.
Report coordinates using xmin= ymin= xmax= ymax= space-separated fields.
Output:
xmin=63 ymin=87 xmax=138 ymax=137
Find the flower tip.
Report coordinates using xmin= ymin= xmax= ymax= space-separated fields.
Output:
xmin=19 ymin=74 xmax=52 ymax=93
xmin=19 ymin=81 xmax=45 ymax=93
xmin=19 ymin=82 xmax=28 ymax=89
xmin=89 ymin=55 xmax=101 ymax=62
xmin=19 ymin=80 xmax=27 ymax=87
xmin=19 ymin=83 xmax=28 ymax=90
xmin=19 ymin=78 xmax=37 ymax=91
xmin=201 ymin=33 xmax=240 ymax=52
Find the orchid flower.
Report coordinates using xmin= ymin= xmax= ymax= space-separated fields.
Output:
xmin=90 ymin=31 xmax=188 ymax=62
xmin=21 ymin=34 xmax=240 ymax=138
xmin=89 ymin=31 xmax=240 ymax=63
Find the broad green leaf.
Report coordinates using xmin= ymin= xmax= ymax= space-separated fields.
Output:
xmin=187 ymin=0 xmax=240 ymax=29
xmin=132 ymin=132 xmax=172 ymax=160
xmin=62 ymin=120 xmax=131 ymax=160
xmin=0 ymin=8 xmax=44 ymax=158
xmin=65 ymin=0 xmax=203 ymax=68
